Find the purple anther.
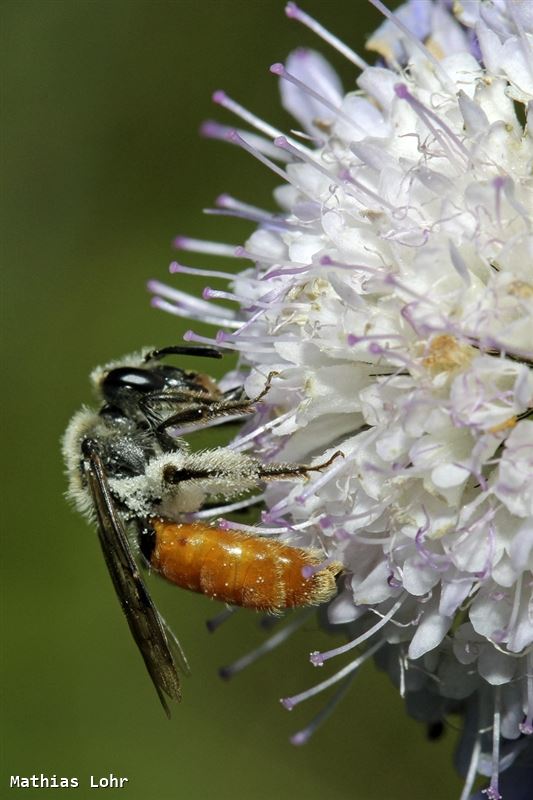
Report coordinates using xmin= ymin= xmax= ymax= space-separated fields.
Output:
xmin=274 ymin=135 xmax=290 ymax=150
xmin=285 ymin=2 xmax=299 ymax=19
xmin=280 ymin=697 xmax=295 ymax=710
xmin=270 ymin=62 xmax=285 ymax=76
xmin=394 ymin=82 xmax=410 ymax=100
xmin=212 ymin=89 xmax=227 ymax=105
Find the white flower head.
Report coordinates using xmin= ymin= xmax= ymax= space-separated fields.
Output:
xmin=152 ymin=2 xmax=533 ymax=797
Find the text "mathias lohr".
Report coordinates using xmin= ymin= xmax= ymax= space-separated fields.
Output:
xmin=10 ymin=774 xmax=128 ymax=789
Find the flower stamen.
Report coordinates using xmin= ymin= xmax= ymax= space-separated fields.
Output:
xmin=310 ymin=597 xmax=405 ymax=666
xmin=172 ymin=235 xmax=238 ymax=257
xmin=219 ymin=609 xmax=315 ymax=680
xmin=459 ymin=733 xmax=482 ymax=800
xmin=212 ymin=89 xmax=312 ymax=154
xmin=201 ymin=119 xmax=292 ymax=162
xmin=285 ymin=2 xmax=368 ymax=70
xmin=206 ymin=607 xmax=238 ymax=633
xmin=369 ymin=0 xmax=454 ymax=91
xmin=519 ymin=653 xmax=533 ymax=735
xmin=170 ymin=261 xmax=237 ymax=281
xmin=482 ymin=686 xmax=502 ymax=800
xmin=270 ymin=63 xmax=366 ymax=135
xmin=289 ymin=674 xmax=358 ymax=746
xmin=282 ymin=640 xmax=382 ymax=710
xmin=185 ymin=494 xmax=266 ymax=521
xmin=394 ymin=83 xmax=469 ymax=166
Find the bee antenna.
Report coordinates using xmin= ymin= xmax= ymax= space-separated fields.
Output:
xmin=144 ymin=345 xmax=223 ymax=362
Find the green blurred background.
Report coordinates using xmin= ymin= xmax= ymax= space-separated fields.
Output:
xmin=2 ymin=1 xmax=461 ymax=798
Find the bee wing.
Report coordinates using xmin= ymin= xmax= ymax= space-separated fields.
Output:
xmin=82 ymin=441 xmax=183 ymax=717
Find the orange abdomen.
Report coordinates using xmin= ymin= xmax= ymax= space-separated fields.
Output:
xmin=148 ymin=518 xmax=341 ymax=612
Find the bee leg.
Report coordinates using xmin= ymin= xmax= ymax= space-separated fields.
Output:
xmin=217 ymin=371 xmax=279 ymax=407
xmin=258 ymin=450 xmax=344 ymax=481
xmin=155 ymin=398 xmax=256 ymax=433
xmin=247 ymin=371 xmax=279 ymax=404
xmin=140 ymin=389 xmax=222 ymax=411
xmin=152 ymin=371 xmax=279 ymax=435
xmin=161 ymin=370 xmax=280 ymax=428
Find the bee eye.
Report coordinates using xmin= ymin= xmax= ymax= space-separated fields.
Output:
xmin=102 ymin=367 xmax=164 ymax=402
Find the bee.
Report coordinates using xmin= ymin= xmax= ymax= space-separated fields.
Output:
xmin=62 ymin=345 xmax=342 ymax=715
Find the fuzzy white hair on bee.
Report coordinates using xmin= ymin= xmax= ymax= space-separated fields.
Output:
xmin=62 ymin=404 xmax=153 ymax=519
xmin=108 ymin=448 xmax=268 ymax=519
xmin=62 ymin=408 xmax=102 ymax=519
